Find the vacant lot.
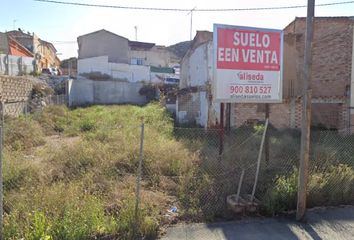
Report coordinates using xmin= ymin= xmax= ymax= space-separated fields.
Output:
xmin=3 ymin=103 xmax=354 ymax=239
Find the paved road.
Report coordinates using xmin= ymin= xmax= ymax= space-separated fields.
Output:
xmin=161 ymin=206 xmax=354 ymax=240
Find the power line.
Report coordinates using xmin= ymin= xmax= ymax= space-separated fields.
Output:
xmin=51 ymin=41 xmax=76 ymax=44
xmin=34 ymin=0 xmax=354 ymax=12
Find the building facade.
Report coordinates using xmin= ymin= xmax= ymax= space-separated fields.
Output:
xmin=177 ymin=17 xmax=354 ymax=132
xmin=177 ymin=31 xmax=217 ymax=127
xmin=6 ymin=30 xmax=60 ymax=69
xmin=77 ymin=29 xmax=177 ymax=68
xmin=0 ymin=32 xmax=33 ymax=57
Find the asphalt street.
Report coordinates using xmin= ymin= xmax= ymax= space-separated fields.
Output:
xmin=161 ymin=206 xmax=354 ymax=240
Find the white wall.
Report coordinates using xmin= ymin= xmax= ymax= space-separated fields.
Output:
xmin=68 ymin=78 xmax=147 ymax=106
xmin=189 ymin=44 xmax=208 ymax=87
xmin=0 ymin=54 xmax=35 ymax=76
xmin=180 ymin=42 xmax=213 ymax=88
xmin=199 ymin=91 xmax=208 ymax=127
xmin=78 ymin=56 xmax=150 ymax=82
xmin=178 ymin=41 xmax=215 ymax=127
xmin=78 ymin=56 xmax=109 ymax=75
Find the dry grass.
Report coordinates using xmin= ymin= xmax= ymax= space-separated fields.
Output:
xmin=4 ymin=104 xmax=354 ymax=239
xmin=3 ymin=103 xmax=194 ymax=239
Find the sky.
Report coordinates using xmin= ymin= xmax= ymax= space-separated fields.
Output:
xmin=1 ymin=0 xmax=353 ymax=60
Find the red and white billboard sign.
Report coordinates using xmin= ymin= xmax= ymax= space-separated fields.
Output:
xmin=213 ymin=24 xmax=283 ymax=103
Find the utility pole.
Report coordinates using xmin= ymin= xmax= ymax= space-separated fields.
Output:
xmin=134 ymin=26 xmax=138 ymax=41
xmin=68 ymin=59 xmax=71 ymax=77
xmin=297 ymin=0 xmax=315 ymax=221
xmin=187 ymin=7 xmax=196 ymax=40
xmin=13 ymin=19 xmax=17 ymax=30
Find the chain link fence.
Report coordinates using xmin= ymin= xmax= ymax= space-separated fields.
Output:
xmin=1 ymin=103 xmax=354 ymax=239
xmin=2 ymin=95 xmax=67 ymax=117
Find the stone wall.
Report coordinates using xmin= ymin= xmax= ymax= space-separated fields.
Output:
xmin=0 ymin=75 xmax=33 ymax=116
xmin=0 ymin=75 xmax=33 ymax=101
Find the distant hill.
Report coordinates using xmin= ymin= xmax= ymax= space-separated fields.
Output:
xmin=167 ymin=41 xmax=192 ymax=60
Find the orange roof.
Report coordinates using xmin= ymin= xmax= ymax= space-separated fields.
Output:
xmin=8 ymin=36 xmax=33 ymax=57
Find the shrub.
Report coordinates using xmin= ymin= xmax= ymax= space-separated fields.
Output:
xmin=263 ymin=164 xmax=354 ymax=215
xmin=308 ymin=164 xmax=354 ymax=206
xmin=139 ymin=85 xmax=157 ymax=102
xmin=80 ymin=72 xmax=112 ymax=80
xmin=262 ymin=171 xmax=298 ymax=215
xmin=79 ymin=119 xmax=96 ymax=132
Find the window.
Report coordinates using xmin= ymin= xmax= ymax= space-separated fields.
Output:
xmin=131 ymin=58 xmax=144 ymax=65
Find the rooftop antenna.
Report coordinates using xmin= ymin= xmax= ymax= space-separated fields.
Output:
xmin=13 ymin=19 xmax=17 ymax=30
xmin=134 ymin=26 xmax=138 ymax=41
xmin=187 ymin=6 xmax=196 ymax=40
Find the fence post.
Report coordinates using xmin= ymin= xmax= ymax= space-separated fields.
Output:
xmin=134 ymin=122 xmax=144 ymax=239
xmin=297 ymin=0 xmax=314 ymax=221
xmin=219 ymin=103 xmax=225 ymax=155
xmin=250 ymin=118 xmax=269 ymax=202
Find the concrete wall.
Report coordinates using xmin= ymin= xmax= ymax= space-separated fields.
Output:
xmin=78 ymin=56 xmax=109 ymax=75
xmin=0 ymin=54 xmax=35 ymax=76
xmin=78 ymin=56 xmax=150 ymax=82
xmin=68 ymin=78 xmax=147 ymax=106
xmin=78 ymin=30 xmax=129 ymax=64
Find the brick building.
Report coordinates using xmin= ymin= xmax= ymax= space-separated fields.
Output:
xmin=177 ymin=17 xmax=354 ymax=131
xmin=234 ymin=17 xmax=354 ymax=131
